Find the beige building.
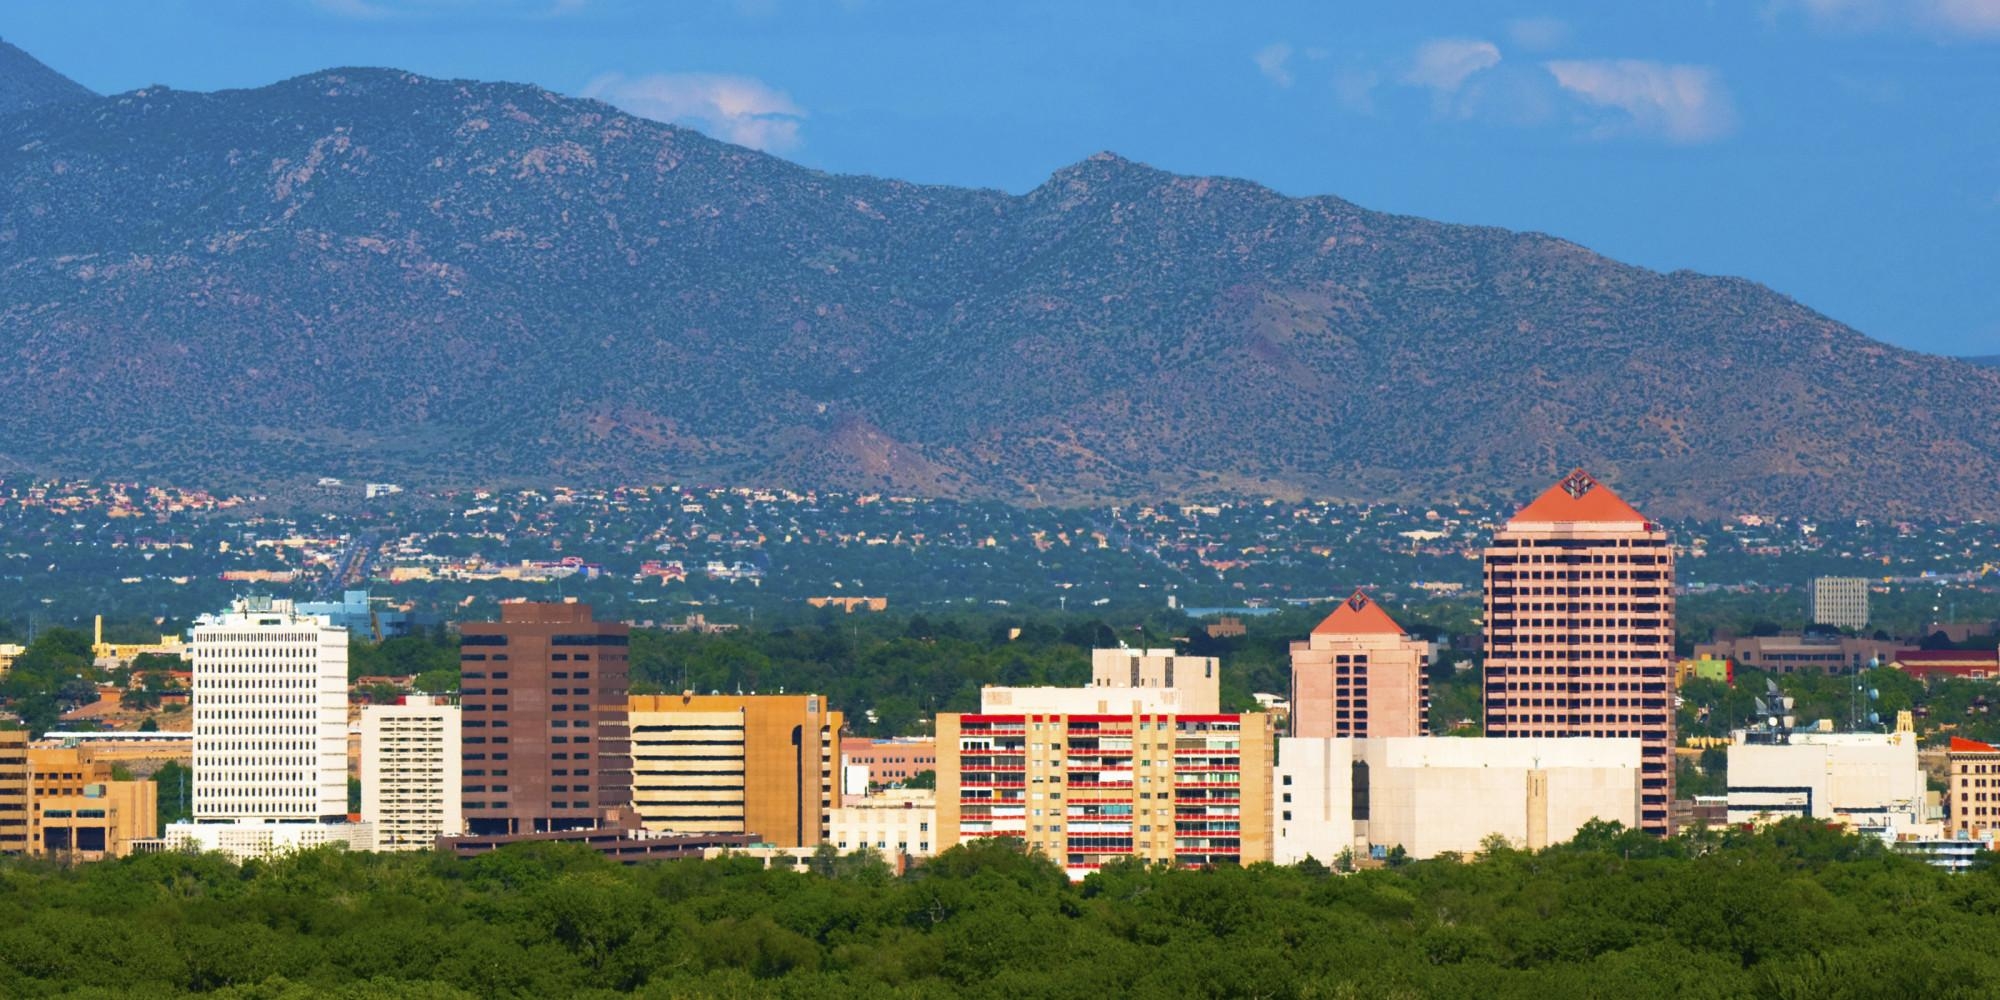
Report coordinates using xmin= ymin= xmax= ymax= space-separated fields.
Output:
xmin=1809 ymin=577 xmax=1871 ymax=632
xmin=0 ymin=731 xmax=28 ymax=854
xmin=1483 ymin=469 xmax=1675 ymax=834
xmin=937 ymin=710 xmax=1273 ymax=880
xmin=1692 ymin=635 xmax=1896 ymax=675
xmin=626 ymin=693 xmax=842 ymax=847
xmin=982 ymin=648 xmax=1220 ymax=716
xmin=1290 ymin=590 xmax=1429 ymax=739
xmin=828 ymin=788 xmax=937 ymax=859
xmin=360 ymin=696 xmax=463 ymax=850
xmin=152 ymin=820 xmax=377 ymax=861
xmin=1274 ymin=736 xmax=1640 ymax=862
xmin=1947 ymin=737 xmax=2000 ymax=838
xmin=1727 ymin=730 xmax=1925 ymax=834
xmin=27 ymin=745 xmax=158 ymax=859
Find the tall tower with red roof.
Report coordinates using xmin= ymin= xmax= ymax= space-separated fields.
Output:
xmin=1482 ymin=469 xmax=1676 ymax=835
xmin=1290 ymin=589 xmax=1430 ymax=739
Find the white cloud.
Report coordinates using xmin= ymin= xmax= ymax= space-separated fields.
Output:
xmin=1332 ymin=67 xmax=1380 ymax=113
xmin=582 ymin=72 xmax=807 ymax=152
xmin=1402 ymin=38 xmax=1502 ymax=96
xmin=1791 ymin=0 xmax=2000 ymax=36
xmin=1545 ymin=59 xmax=1737 ymax=143
xmin=1507 ymin=16 xmax=1571 ymax=51
xmin=1254 ymin=42 xmax=1295 ymax=87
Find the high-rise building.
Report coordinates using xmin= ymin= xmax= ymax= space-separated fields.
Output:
xmin=459 ymin=602 xmax=632 ymax=836
xmin=27 ymin=746 xmax=158 ymax=859
xmin=625 ymin=693 xmax=842 ymax=847
xmin=1810 ymin=577 xmax=1870 ymax=632
xmin=0 ymin=731 xmax=27 ymax=854
xmin=1482 ymin=469 xmax=1676 ymax=834
xmin=189 ymin=598 xmax=350 ymax=822
xmin=937 ymin=710 xmax=1274 ymax=879
xmin=360 ymin=696 xmax=463 ymax=850
xmin=1290 ymin=590 xmax=1430 ymax=738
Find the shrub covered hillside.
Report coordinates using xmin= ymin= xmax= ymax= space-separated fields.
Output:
xmin=2 ymin=820 xmax=1998 ymax=998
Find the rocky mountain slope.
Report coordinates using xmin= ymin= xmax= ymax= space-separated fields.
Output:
xmin=2 ymin=51 xmax=1997 ymax=517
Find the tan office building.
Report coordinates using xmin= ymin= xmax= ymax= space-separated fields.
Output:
xmin=626 ymin=693 xmax=842 ymax=847
xmin=26 ymin=745 xmax=158 ymax=859
xmin=1483 ymin=469 xmax=1676 ymax=834
xmin=0 ymin=731 xmax=27 ymax=854
xmin=361 ymin=696 xmax=464 ymax=850
xmin=1290 ymin=590 xmax=1430 ymax=739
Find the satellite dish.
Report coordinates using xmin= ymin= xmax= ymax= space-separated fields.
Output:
xmin=1868 ymin=712 xmax=1880 ymax=724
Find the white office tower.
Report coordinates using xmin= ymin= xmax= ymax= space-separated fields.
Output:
xmin=190 ymin=597 xmax=350 ymax=822
xmin=360 ymin=696 xmax=464 ymax=850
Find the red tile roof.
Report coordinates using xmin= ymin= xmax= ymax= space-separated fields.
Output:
xmin=1509 ymin=468 xmax=1648 ymax=524
xmin=1950 ymin=736 xmax=2000 ymax=753
xmin=1311 ymin=590 xmax=1406 ymax=637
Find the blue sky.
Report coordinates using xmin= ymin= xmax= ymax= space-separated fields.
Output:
xmin=5 ymin=0 xmax=1997 ymax=354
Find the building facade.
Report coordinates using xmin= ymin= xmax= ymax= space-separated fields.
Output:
xmin=153 ymin=820 xmax=376 ymax=861
xmin=828 ymin=788 xmax=938 ymax=861
xmin=982 ymin=648 xmax=1221 ymax=716
xmin=1810 ymin=577 xmax=1871 ymax=632
xmin=1947 ymin=737 xmax=2000 ymax=838
xmin=1693 ymin=635 xmax=1896 ymax=675
xmin=459 ymin=602 xmax=633 ymax=836
xmin=360 ymin=696 xmax=464 ymax=850
xmin=937 ymin=710 xmax=1274 ymax=880
xmin=1725 ymin=730 xmax=1925 ymax=834
xmin=840 ymin=737 xmax=937 ymax=798
xmin=0 ymin=731 xmax=27 ymax=854
xmin=1290 ymin=590 xmax=1430 ymax=739
xmin=189 ymin=598 xmax=350 ymax=822
xmin=1482 ymin=469 xmax=1676 ymax=834
xmin=1274 ymin=736 xmax=1641 ymax=862
xmin=27 ymin=745 xmax=157 ymax=859
xmin=626 ymin=693 xmax=842 ymax=847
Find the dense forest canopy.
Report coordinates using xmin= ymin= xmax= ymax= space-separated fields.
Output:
xmin=0 ymin=821 xmax=1995 ymax=998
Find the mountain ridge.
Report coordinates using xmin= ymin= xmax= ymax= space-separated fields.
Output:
xmin=2 ymin=55 xmax=1998 ymax=517
xmin=0 ymin=38 xmax=94 ymax=117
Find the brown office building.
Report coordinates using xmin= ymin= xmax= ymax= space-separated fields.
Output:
xmin=1483 ymin=469 xmax=1676 ymax=835
xmin=1290 ymin=590 xmax=1430 ymax=739
xmin=460 ymin=602 xmax=633 ymax=835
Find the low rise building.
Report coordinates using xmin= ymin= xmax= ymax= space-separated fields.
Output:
xmin=1891 ymin=648 xmax=2000 ymax=682
xmin=828 ymin=788 xmax=936 ymax=861
xmin=1726 ymin=729 xmax=1926 ymax=836
xmin=1945 ymin=736 xmax=2000 ymax=838
xmin=982 ymin=648 xmax=1220 ymax=716
xmin=840 ymin=737 xmax=936 ymax=798
xmin=149 ymin=819 xmax=377 ymax=861
xmin=1274 ymin=736 xmax=1641 ymax=862
xmin=1693 ymin=635 xmax=1897 ymax=675
xmin=27 ymin=746 xmax=157 ymax=859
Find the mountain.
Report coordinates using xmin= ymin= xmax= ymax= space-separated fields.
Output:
xmin=1968 ymin=356 xmax=2000 ymax=369
xmin=0 ymin=39 xmax=94 ymax=117
xmin=2 ymin=60 xmax=1999 ymax=517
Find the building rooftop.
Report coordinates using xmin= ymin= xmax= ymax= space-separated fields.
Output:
xmin=1310 ymin=589 xmax=1406 ymax=637
xmin=1509 ymin=468 xmax=1648 ymax=524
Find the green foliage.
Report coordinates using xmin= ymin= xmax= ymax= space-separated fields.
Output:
xmin=0 ymin=823 xmax=1981 ymax=997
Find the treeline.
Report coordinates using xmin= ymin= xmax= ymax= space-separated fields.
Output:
xmin=0 ymin=820 xmax=1995 ymax=998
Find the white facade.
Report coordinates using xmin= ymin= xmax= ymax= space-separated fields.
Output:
xmin=156 ymin=820 xmax=376 ymax=861
xmin=1275 ymin=736 xmax=1642 ymax=862
xmin=1809 ymin=577 xmax=1870 ymax=632
xmin=827 ymin=789 xmax=937 ymax=858
xmin=190 ymin=598 xmax=350 ymax=822
xmin=981 ymin=648 xmax=1220 ymax=715
xmin=1726 ymin=730 xmax=1924 ymax=833
xmin=360 ymin=696 xmax=463 ymax=850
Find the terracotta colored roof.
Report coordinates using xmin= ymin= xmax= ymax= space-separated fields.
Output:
xmin=1893 ymin=649 xmax=2000 ymax=663
xmin=1311 ymin=590 xmax=1406 ymax=637
xmin=1509 ymin=468 xmax=1648 ymax=524
xmin=1950 ymin=736 xmax=2000 ymax=754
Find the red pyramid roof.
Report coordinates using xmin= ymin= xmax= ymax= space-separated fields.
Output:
xmin=1509 ymin=468 xmax=1648 ymax=524
xmin=1311 ymin=590 xmax=1406 ymax=636
xmin=1950 ymin=736 xmax=2000 ymax=754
